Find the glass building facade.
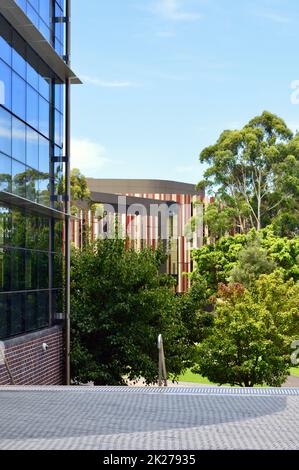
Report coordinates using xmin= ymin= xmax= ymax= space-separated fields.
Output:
xmin=0 ymin=0 xmax=72 ymax=341
xmin=15 ymin=0 xmax=65 ymax=56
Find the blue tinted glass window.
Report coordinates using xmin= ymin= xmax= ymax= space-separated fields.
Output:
xmin=26 ymin=3 xmax=39 ymax=31
xmin=12 ymin=117 xmax=26 ymax=163
xmin=0 ymin=36 xmax=11 ymax=66
xmin=54 ymin=110 xmax=63 ymax=147
xmin=0 ymin=107 xmax=12 ymax=156
xmin=39 ymin=76 xmax=50 ymax=101
xmin=26 ymin=62 xmax=39 ymax=90
xmin=0 ymin=153 xmax=12 ymax=192
xmin=12 ymin=159 xmax=26 ymax=198
xmin=39 ymin=135 xmax=50 ymax=173
xmin=26 ymin=127 xmax=39 ymax=169
xmin=40 ymin=0 xmax=51 ymax=24
xmin=15 ymin=0 xmax=27 ymax=13
xmin=29 ymin=0 xmax=39 ymax=12
xmin=55 ymin=83 xmax=63 ymax=113
xmin=12 ymin=49 xmax=26 ymax=79
xmin=26 ymin=166 xmax=39 ymax=202
xmin=38 ymin=173 xmax=50 ymax=206
xmin=12 ymin=73 xmax=26 ymax=120
xmin=26 ymin=85 xmax=39 ymax=130
xmin=39 ymin=96 xmax=50 ymax=137
xmin=39 ymin=20 xmax=50 ymax=43
xmin=55 ymin=22 xmax=63 ymax=45
xmin=55 ymin=41 xmax=63 ymax=57
xmin=0 ymin=59 xmax=12 ymax=110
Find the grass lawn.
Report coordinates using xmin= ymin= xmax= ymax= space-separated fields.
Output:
xmin=290 ymin=367 xmax=299 ymax=377
xmin=177 ymin=367 xmax=299 ymax=386
xmin=177 ymin=369 xmax=215 ymax=385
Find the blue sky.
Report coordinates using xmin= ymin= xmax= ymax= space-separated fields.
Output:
xmin=71 ymin=0 xmax=299 ymax=184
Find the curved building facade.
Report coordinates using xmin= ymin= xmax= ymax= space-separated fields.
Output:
xmin=72 ymin=179 xmax=205 ymax=293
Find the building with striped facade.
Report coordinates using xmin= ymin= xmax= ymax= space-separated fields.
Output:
xmin=71 ymin=179 xmax=205 ymax=293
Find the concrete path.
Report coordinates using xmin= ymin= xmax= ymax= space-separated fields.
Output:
xmin=283 ymin=375 xmax=299 ymax=387
xmin=0 ymin=386 xmax=299 ymax=450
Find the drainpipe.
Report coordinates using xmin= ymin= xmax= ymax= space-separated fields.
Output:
xmin=64 ymin=0 xmax=71 ymax=385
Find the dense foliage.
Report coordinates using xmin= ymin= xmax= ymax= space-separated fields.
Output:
xmin=191 ymin=228 xmax=299 ymax=296
xmin=193 ymin=274 xmax=299 ymax=387
xmin=71 ymin=239 xmax=193 ymax=385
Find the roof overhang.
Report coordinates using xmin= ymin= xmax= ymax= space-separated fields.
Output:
xmin=89 ymin=191 xmax=178 ymax=212
xmin=0 ymin=0 xmax=81 ymax=84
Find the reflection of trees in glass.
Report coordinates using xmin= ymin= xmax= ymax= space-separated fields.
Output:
xmin=54 ymin=163 xmax=64 ymax=210
xmin=11 ymin=209 xmax=26 ymax=247
xmin=0 ymin=206 xmax=50 ymax=252
xmin=26 ymin=215 xmax=50 ymax=251
xmin=12 ymin=168 xmax=26 ymax=198
xmin=0 ymin=171 xmax=12 ymax=192
xmin=54 ymin=220 xmax=63 ymax=254
xmin=26 ymin=168 xmax=40 ymax=202
xmin=0 ymin=206 xmax=11 ymax=245
xmin=11 ymin=166 xmax=50 ymax=206
xmin=37 ymin=170 xmax=50 ymax=206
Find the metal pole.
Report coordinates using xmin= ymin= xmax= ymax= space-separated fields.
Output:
xmin=158 ymin=334 xmax=168 ymax=387
xmin=64 ymin=0 xmax=71 ymax=385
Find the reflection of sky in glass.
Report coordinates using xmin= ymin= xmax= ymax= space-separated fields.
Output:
xmin=12 ymin=118 xmax=25 ymax=163
xmin=0 ymin=154 xmax=12 ymax=192
xmin=0 ymin=112 xmax=11 ymax=156
xmin=0 ymin=80 xmax=4 ymax=105
xmin=0 ymin=7 xmax=65 ymax=213
xmin=15 ymin=0 xmax=65 ymax=56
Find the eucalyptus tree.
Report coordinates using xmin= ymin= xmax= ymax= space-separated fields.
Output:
xmin=198 ymin=111 xmax=294 ymax=233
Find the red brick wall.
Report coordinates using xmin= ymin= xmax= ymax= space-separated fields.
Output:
xmin=0 ymin=326 xmax=64 ymax=385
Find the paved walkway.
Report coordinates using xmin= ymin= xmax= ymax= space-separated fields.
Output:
xmin=283 ymin=375 xmax=299 ymax=387
xmin=0 ymin=386 xmax=299 ymax=450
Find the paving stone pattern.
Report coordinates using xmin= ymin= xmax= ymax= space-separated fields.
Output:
xmin=0 ymin=387 xmax=298 ymax=450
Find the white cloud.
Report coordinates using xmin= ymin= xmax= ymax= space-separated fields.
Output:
xmin=0 ymin=120 xmax=38 ymax=142
xmin=80 ymin=75 xmax=139 ymax=88
xmin=71 ymin=138 xmax=110 ymax=177
xmin=151 ymin=0 xmax=202 ymax=22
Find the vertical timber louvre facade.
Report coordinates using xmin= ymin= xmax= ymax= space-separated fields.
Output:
xmin=0 ymin=0 xmax=80 ymax=385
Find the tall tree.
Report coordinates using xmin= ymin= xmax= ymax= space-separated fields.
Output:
xmin=198 ymin=111 xmax=294 ymax=232
xmin=70 ymin=168 xmax=91 ymax=203
xmin=71 ymin=239 xmax=191 ymax=385
xmin=193 ymin=274 xmax=299 ymax=387
xmin=271 ymin=134 xmax=299 ymax=237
